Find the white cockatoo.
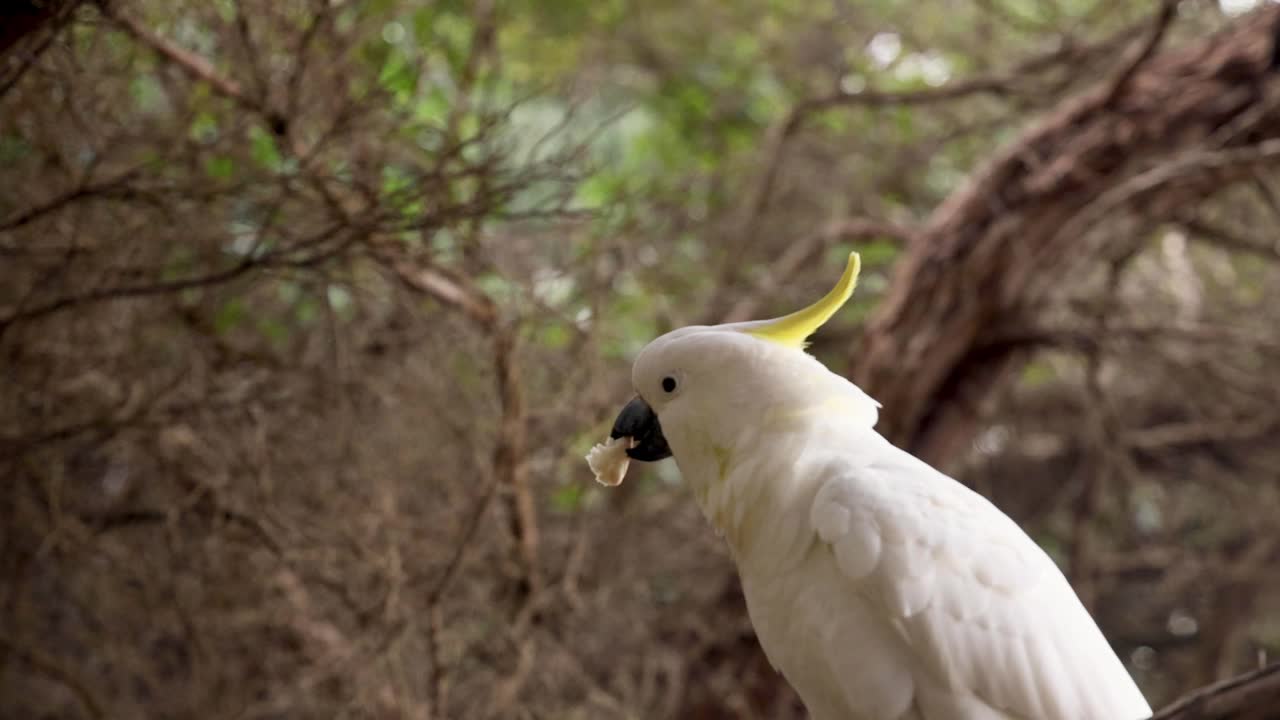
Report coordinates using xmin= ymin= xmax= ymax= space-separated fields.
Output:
xmin=589 ymin=253 xmax=1151 ymax=720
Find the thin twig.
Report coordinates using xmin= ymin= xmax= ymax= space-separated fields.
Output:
xmin=735 ymin=75 xmax=1014 ymax=244
xmin=733 ymin=20 xmax=1150 ymax=246
xmin=378 ymin=250 xmax=497 ymax=328
xmin=1152 ymin=662 xmax=1280 ymax=720
xmin=0 ymin=170 xmax=141 ymax=232
xmin=1177 ymin=216 xmax=1280 ymax=262
xmin=419 ymin=472 xmax=502 ymax=717
xmin=104 ymin=6 xmax=262 ymax=113
xmin=491 ymin=324 xmax=540 ymax=602
xmin=1052 ymin=138 xmax=1280 ymax=247
xmin=986 ymin=320 xmax=1280 ymax=356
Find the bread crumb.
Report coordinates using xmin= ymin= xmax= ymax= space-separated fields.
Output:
xmin=585 ymin=436 xmax=633 ymax=486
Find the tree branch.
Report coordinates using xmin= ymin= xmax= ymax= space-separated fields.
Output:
xmin=1177 ymin=215 xmax=1280 ymax=262
xmin=377 ymin=247 xmax=540 ymax=611
xmin=1152 ymin=662 xmax=1280 ymax=720
xmin=1050 ymin=138 xmax=1280 ymax=249
xmin=736 ymin=72 xmax=1016 ymax=246
xmin=103 ymin=5 xmax=261 ymax=113
xmin=733 ymin=18 xmax=1154 ymax=246
xmin=381 ymin=254 xmax=497 ymax=329
xmin=1101 ymin=0 xmax=1179 ymax=107
xmin=852 ymin=3 xmax=1280 ymax=465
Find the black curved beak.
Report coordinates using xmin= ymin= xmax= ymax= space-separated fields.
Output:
xmin=610 ymin=396 xmax=672 ymax=462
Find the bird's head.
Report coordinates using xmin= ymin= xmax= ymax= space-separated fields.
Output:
xmin=609 ymin=253 xmax=878 ymax=469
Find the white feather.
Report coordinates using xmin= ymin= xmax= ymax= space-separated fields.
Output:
xmin=620 ymin=320 xmax=1150 ymax=720
xmin=788 ymin=429 xmax=1152 ymax=720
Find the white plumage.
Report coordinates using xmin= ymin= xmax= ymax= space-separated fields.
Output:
xmin=794 ymin=426 xmax=1149 ymax=719
xmin=601 ymin=254 xmax=1152 ymax=719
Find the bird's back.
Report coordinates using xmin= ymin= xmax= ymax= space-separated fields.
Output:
xmin=733 ymin=426 xmax=1150 ymax=719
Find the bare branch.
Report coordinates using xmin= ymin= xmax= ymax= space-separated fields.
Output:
xmin=376 ymin=250 xmax=498 ymax=328
xmin=856 ymin=2 xmax=1280 ymax=461
xmin=0 ymin=259 xmax=257 ymax=336
xmin=1101 ymin=0 xmax=1179 ymax=107
xmin=736 ymin=75 xmax=1015 ymax=243
xmin=1177 ymin=216 xmax=1280 ymax=262
xmin=1126 ymin=416 xmax=1276 ymax=451
xmin=0 ymin=170 xmax=141 ymax=232
xmin=733 ymin=18 xmax=1155 ymax=244
xmin=419 ymin=472 xmax=502 ymax=716
xmin=985 ymin=320 xmax=1280 ymax=356
xmin=0 ymin=219 xmax=357 ymax=338
xmin=1152 ymin=662 xmax=1280 ymax=720
xmin=104 ymin=5 xmax=262 ymax=113
xmin=1053 ymin=139 xmax=1280 ymax=248
xmin=376 ymin=245 xmax=540 ymax=608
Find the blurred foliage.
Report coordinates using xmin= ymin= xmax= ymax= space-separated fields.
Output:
xmin=3 ymin=0 xmax=1280 ymax=718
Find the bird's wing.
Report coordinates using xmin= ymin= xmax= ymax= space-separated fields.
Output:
xmin=809 ymin=440 xmax=1151 ymax=720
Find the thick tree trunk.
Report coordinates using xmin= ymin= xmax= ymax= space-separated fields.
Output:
xmin=851 ymin=4 xmax=1280 ymax=468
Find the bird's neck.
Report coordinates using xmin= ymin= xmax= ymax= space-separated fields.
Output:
xmin=676 ymin=423 xmax=826 ymax=573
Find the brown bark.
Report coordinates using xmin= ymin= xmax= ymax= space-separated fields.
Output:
xmin=851 ymin=4 xmax=1280 ymax=467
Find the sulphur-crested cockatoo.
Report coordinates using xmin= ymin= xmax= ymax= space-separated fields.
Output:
xmin=588 ymin=253 xmax=1150 ymax=720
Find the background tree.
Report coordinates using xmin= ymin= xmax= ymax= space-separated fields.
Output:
xmin=3 ymin=0 xmax=1280 ymax=718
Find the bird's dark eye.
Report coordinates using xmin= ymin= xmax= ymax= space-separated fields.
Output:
xmin=661 ymin=376 xmax=678 ymax=393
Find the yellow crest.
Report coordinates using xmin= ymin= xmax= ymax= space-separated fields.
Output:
xmin=745 ymin=252 xmax=861 ymax=349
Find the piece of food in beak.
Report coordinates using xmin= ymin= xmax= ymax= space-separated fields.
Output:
xmin=585 ymin=436 xmax=634 ymax=486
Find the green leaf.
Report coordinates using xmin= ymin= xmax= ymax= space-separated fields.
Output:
xmin=539 ymin=322 xmax=570 ymax=350
xmin=205 ymin=155 xmax=235 ymax=180
xmin=572 ymin=173 xmax=616 ymax=210
xmin=212 ymin=0 xmax=235 ymax=22
xmin=413 ymin=87 xmax=450 ymax=125
xmin=1020 ymin=360 xmax=1056 ymax=387
xmin=378 ymin=49 xmax=418 ymax=99
xmin=476 ymin=272 xmax=514 ymax=303
xmin=249 ymin=125 xmax=283 ymax=171
xmin=0 ymin=135 xmax=30 ymax=164
xmin=381 ymin=165 xmax=415 ymax=196
xmin=257 ymin=317 xmax=289 ymax=346
xmin=855 ymin=238 xmax=899 ymax=266
xmin=434 ymin=12 xmax=473 ymax=73
xmin=190 ymin=112 xmax=219 ymax=144
xmin=214 ymin=299 xmax=246 ymax=334
xmin=129 ymin=73 xmax=167 ymax=114
xmin=276 ymin=279 xmax=303 ymax=304
xmin=550 ymin=483 xmax=586 ymax=514
xmin=295 ymin=296 xmax=320 ymax=326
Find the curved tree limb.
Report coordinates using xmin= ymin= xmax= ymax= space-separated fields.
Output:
xmin=851 ymin=3 xmax=1280 ymax=467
